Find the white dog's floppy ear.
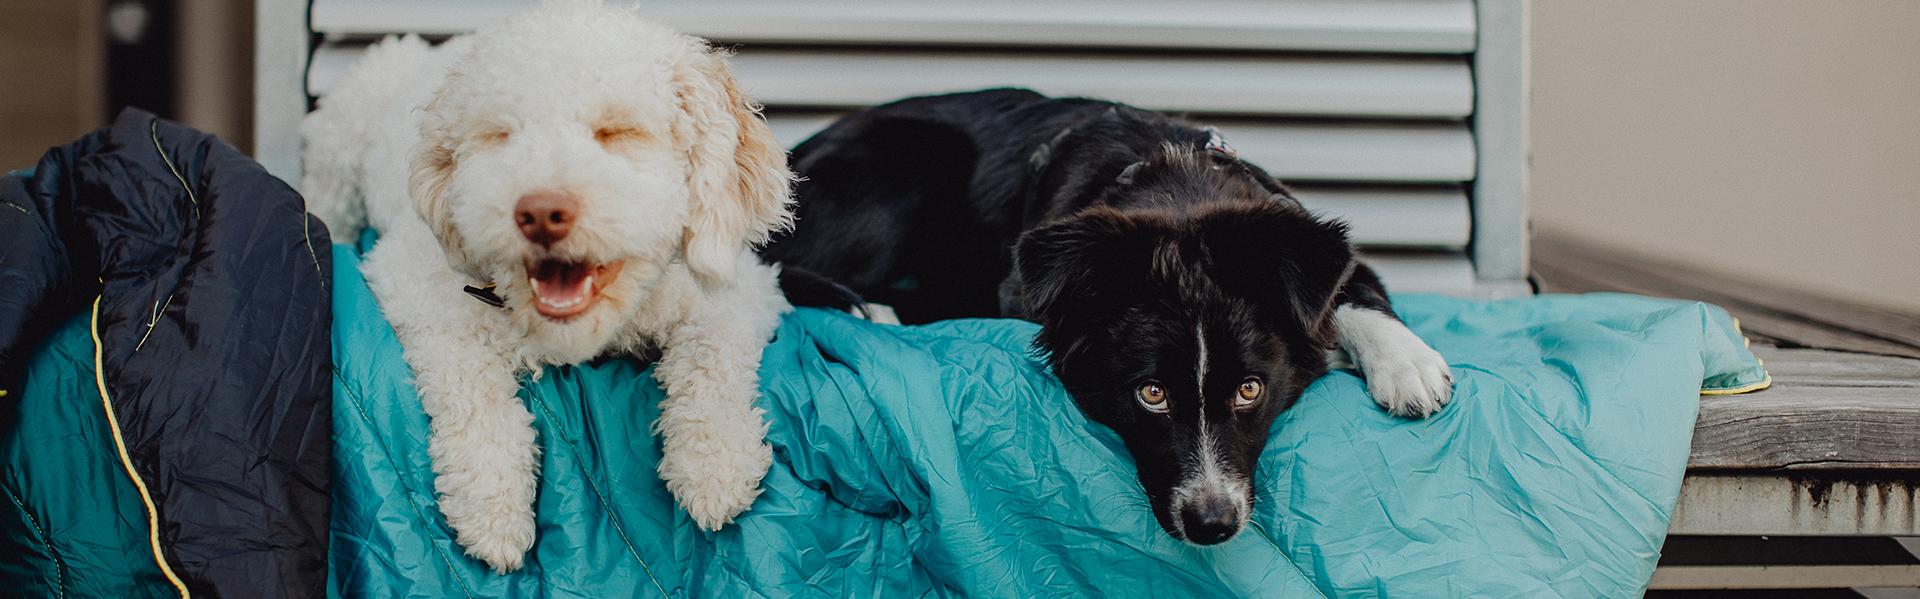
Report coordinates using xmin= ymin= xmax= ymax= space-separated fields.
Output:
xmin=409 ymin=90 xmax=488 ymax=283
xmin=674 ymin=48 xmax=795 ymax=288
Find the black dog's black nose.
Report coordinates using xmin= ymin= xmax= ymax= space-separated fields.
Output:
xmin=1180 ymin=495 xmax=1242 ymax=545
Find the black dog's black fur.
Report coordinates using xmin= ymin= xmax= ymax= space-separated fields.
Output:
xmin=763 ymin=89 xmax=1407 ymax=545
xmin=774 ymin=264 xmax=869 ymax=316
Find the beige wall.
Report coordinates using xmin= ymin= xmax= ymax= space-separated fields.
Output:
xmin=177 ymin=0 xmax=255 ymax=153
xmin=1531 ymin=0 xmax=1920 ymax=313
xmin=0 ymin=0 xmax=250 ymax=168
xmin=0 ymin=0 xmax=104 ymax=170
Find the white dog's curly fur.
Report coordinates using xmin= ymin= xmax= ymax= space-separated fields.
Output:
xmin=302 ymin=0 xmax=792 ymax=573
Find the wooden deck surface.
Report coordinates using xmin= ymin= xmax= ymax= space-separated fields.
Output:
xmin=1529 ymin=233 xmax=1920 ymax=472
xmin=1695 ymin=344 xmax=1920 ymax=469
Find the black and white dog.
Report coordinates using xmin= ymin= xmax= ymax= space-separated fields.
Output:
xmin=763 ymin=89 xmax=1454 ymax=546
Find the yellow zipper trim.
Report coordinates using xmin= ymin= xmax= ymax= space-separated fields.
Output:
xmin=91 ymin=296 xmax=191 ymax=598
xmin=148 ymin=120 xmax=199 ymax=218
xmin=1700 ymin=316 xmax=1772 ymax=395
xmin=1702 ymin=372 xmax=1773 ymax=395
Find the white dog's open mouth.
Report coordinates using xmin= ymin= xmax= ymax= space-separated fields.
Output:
xmin=528 ymin=259 xmax=624 ymax=319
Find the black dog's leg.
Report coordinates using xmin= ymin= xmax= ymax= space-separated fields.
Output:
xmin=763 ymin=116 xmax=1008 ymax=324
xmin=1331 ymin=262 xmax=1456 ymax=418
xmin=775 ymin=264 xmax=882 ymax=319
xmin=1337 ymin=261 xmax=1397 ymax=315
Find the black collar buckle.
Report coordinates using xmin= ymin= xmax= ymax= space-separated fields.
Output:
xmin=463 ymin=284 xmax=506 ymax=308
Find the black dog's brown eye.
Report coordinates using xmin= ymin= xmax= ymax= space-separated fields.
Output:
xmin=1235 ymin=378 xmax=1263 ymax=408
xmin=1137 ymin=383 xmax=1168 ymax=413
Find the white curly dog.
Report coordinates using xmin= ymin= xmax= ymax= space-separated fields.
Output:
xmin=302 ymin=0 xmax=792 ymax=572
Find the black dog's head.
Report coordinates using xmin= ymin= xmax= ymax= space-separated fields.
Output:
xmin=1014 ymin=155 xmax=1354 ymax=545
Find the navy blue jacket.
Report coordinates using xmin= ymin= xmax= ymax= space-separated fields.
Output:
xmin=0 ymin=108 xmax=331 ymax=598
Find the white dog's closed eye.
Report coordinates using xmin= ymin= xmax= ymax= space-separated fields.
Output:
xmin=304 ymin=0 xmax=794 ymax=573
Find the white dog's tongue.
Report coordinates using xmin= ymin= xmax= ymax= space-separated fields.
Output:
xmin=531 ymin=260 xmax=595 ymax=318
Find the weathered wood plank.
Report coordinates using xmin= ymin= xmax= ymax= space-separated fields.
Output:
xmin=1648 ymin=565 xmax=1920 ymax=589
xmin=1692 ymin=387 xmax=1920 ymax=469
xmin=1669 ymin=472 xmax=1920 ymax=536
xmin=1677 ymin=336 xmax=1920 ymax=469
xmin=1692 ymin=341 xmax=1920 ymax=470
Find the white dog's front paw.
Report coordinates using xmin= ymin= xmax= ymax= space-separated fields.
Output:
xmin=1335 ymin=305 xmax=1456 ymax=419
xmin=424 ymin=397 xmax=542 ymax=573
xmin=657 ymin=426 xmax=774 ymax=530
xmin=461 ymin=518 xmax=536 ymax=574
xmin=441 ymin=494 xmax=537 ymax=573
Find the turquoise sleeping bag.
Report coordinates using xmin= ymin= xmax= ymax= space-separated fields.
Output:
xmin=328 ymin=243 xmax=1767 ymax=598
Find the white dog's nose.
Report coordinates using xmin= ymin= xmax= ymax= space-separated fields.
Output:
xmin=515 ymin=190 xmax=577 ymax=246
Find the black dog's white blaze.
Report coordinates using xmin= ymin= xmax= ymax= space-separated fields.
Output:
xmin=1167 ymin=322 xmax=1252 ymax=545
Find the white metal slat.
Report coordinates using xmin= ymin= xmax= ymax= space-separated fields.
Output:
xmin=257 ymin=0 xmax=308 ymax=188
xmin=767 ymin=113 xmax=1470 ymax=249
xmin=308 ymin=44 xmax=1475 ymax=120
xmin=1208 ymin=121 xmax=1473 ymax=183
xmin=762 ymin=114 xmax=1474 ymax=184
xmin=310 ymin=48 xmax=1477 ymax=184
xmin=311 ymin=0 xmax=1477 ymax=53
xmin=1468 ymin=0 xmax=1531 ymax=297
xmin=727 ymin=50 xmax=1473 ymax=118
xmin=1358 ymin=252 xmax=1477 ymax=296
xmin=1291 ymin=186 xmax=1469 ymax=249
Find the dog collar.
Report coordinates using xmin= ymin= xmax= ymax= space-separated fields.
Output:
xmin=1028 ymin=126 xmax=1077 ymax=172
xmin=1201 ymin=126 xmax=1237 ymax=157
xmin=464 ymin=284 xmax=507 ymax=308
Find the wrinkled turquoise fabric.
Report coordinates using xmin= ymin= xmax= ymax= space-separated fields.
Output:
xmin=3 ymin=313 xmax=179 ymax=598
xmin=329 ymin=243 xmax=1766 ymax=598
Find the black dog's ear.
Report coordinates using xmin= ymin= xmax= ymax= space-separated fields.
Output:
xmin=1199 ymin=202 xmax=1356 ymax=347
xmin=1013 ymin=206 xmax=1156 ymax=325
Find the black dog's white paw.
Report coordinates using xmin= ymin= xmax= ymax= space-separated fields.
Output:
xmin=855 ymin=303 xmax=902 ymax=325
xmin=1363 ymin=338 xmax=1453 ymax=419
xmin=1334 ymin=306 xmax=1455 ymax=419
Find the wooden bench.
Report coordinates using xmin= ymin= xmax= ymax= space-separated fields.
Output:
xmin=252 ymin=0 xmax=1920 ymax=592
xmin=1538 ymin=233 xmax=1920 ymax=591
xmin=255 ymin=0 xmax=1531 ymax=299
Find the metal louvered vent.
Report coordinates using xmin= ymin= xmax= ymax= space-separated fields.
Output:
xmin=269 ymin=0 xmax=1528 ymax=297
